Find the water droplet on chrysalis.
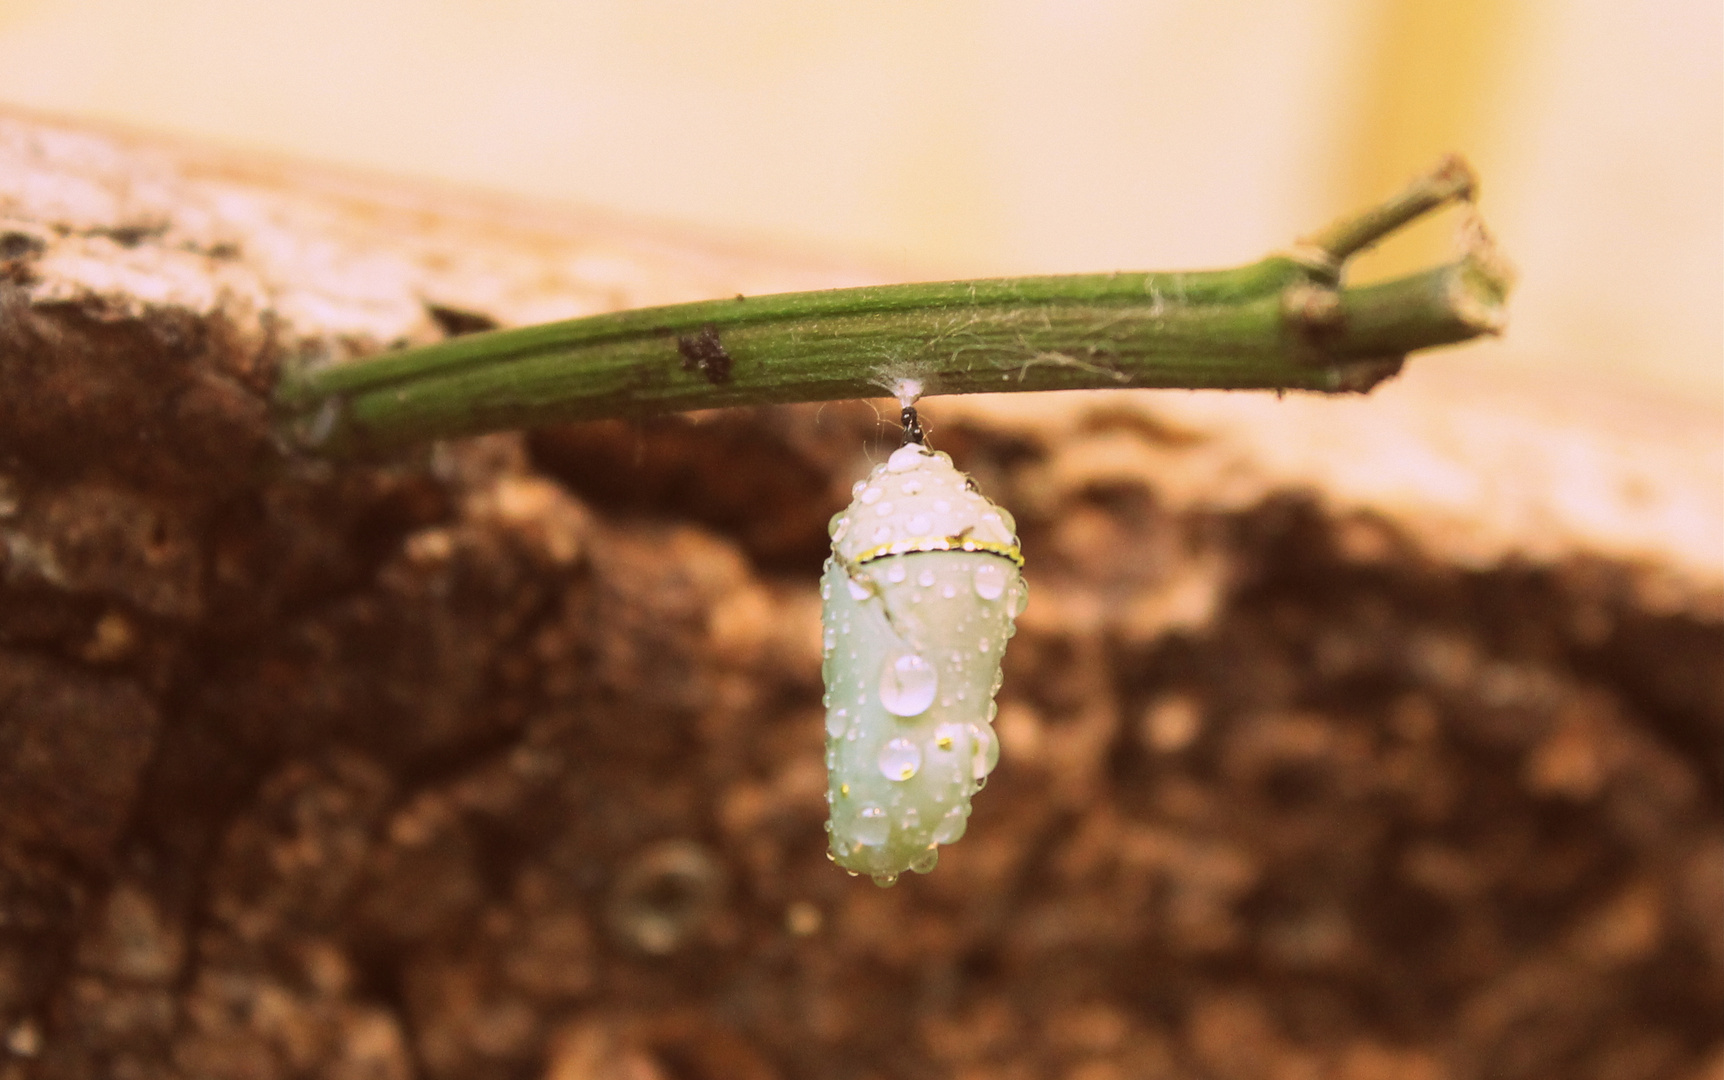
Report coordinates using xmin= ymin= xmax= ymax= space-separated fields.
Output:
xmin=879 ymin=651 xmax=938 ymax=717
xmin=973 ymin=562 xmax=1007 ymax=600
xmin=854 ymin=805 xmax=889 ymax=846
xmin=933 ymin=807 xmax=968 ymax=844
xmin=932 ymin=723 xmax=965 ymax=753
xmin=878 ymin=737 xmax=922 ymax=781
xmin=970 ymin=723 xmax=999 ymax=779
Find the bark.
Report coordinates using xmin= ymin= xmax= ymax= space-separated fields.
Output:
xmin=0 ymin=109 xmax=1719 ymax=1080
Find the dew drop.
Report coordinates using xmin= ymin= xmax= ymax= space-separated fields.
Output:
xmin=973 ymin=562 xmax=1007 ymax=600
xmin=823 ymin=628 xmax=837 ymax=653
xmin=847 ymin=577 xmax=872 ymax=601
xmin=932 ymin=722 xmax=966 ymax=753
xmin=871 ymin=872 xmax=900 ymax=888
xmin=917 ymin=567 xmax=936 ymax=587
xmin=829 ymin=513 xmax=850 ymax=541
xmin=977 ymin=637 xmax=992 ymax=654
xmin=852 ymin=480 xmax=867 ymax=497
xmin=909 ymin=847 xmax=939 ymax=874
xmin=901 ymin=478 xmax=924 ymax=495
xmin=879 ymin=651 xmax=938 ymax=717
xmin=872 ymin=525 xmax=892 ymax=544
xmin=875 ymin=501 xmax=895 ymax=517
xmin=970 ymin=723 xmax=1000 ymax=779
xmin=886 ymin=444 xmax=924 ymax=472
xmin=1009 ymin=582 xmax=1029 ymax=616
xmin=932 ymin=807 xmax=968 ymax=844
xmin=900 ymin=806 xmax=921 ymax=830
xmin=854 ymin=805 xmax=889 ymax=846
xmin=825 ymin=708 xmax=849 ymax=738
xmin=941 ymin=583 xmax=957 ymax=599
xmin=878 ymin=737 xmax=922 ymax=781
xmin=820 ymin=579 xmax=831 ymax=600
xmin=860 ymin=486 xmax=882 ymax=505
xmin=933 ymin=499 xmax=951 ymax=513
xmin=886 ymin=562 xmax=907 ymax=583
xmin=907 ymin=513 xmax=932 ymax=534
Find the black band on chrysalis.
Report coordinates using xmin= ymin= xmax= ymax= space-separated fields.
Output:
xmin=900 ymin=405 xmax=925 ymax=446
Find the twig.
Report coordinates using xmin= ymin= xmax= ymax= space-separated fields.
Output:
xmin=275 ymin=156 xmax=1510 ymax=455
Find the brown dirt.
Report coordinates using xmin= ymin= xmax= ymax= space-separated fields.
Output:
xmin=1 ymin=110 xmax=1720 ymax=1080
xmin=2 ymin=381 xmax=1720 ymax=1079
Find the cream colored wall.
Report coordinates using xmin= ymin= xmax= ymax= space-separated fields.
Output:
xmin=0 ymin=0 xmax=1717 ymax=404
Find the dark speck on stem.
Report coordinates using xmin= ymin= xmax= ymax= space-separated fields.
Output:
xmin=677 ymin=322 xmax=734 ymax=384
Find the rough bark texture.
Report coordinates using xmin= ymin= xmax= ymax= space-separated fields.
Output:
xmin=1 ymin=111 xmax=1720 ymax=1080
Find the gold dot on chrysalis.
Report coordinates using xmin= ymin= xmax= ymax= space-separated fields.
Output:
xmin=840 ymin=783 xmax=850 ymax=797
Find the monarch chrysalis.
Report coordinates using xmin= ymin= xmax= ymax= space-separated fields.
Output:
xmin=821 ymin=431 xmax=1026 ymax=886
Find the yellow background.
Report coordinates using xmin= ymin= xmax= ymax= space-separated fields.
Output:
xmin=0 ymin=0 xmax=1718 ymax=405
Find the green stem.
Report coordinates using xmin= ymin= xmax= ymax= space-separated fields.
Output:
xmin=276 ymin=157 xmax=1510 ymax=455
xmin=1296 ymin=154 xmax=1478 ymax=269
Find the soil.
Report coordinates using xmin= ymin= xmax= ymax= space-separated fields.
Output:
xmin=2 ymin=352 xmax=1721 ymax=1079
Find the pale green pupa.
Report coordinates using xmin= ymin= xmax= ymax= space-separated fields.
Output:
xmin=820 ymin=439 xmax=1026 ymax=887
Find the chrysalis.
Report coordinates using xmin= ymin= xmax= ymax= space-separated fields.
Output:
xmin=821 ymin=428 xmax=1026 ymax=887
